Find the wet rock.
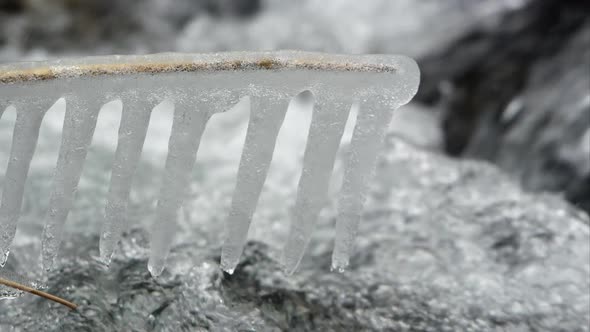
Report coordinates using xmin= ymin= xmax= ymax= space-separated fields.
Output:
xmin=416 ymin=0 xmax=590 ymax=214
xmin=1 ymin=138 xmax=587 ymax=331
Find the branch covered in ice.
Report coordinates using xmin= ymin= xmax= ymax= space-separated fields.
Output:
xmin=0 ymin=50 xmax=420 ymax=276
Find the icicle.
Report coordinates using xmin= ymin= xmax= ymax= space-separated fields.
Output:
xmin=41 ymin=97 xmax=100 ymax=272
xmin=331 ymin=100 xmax=397 ymax=272
xmin=99 ymin=99 xmax=153 ymax=266
xmin=281 ymin=97 xmax=350 ymax=274
xmin=220 ymin=96 xmax=289 ymax=274
xmin=148 ymin=103 xmax=210 ymax=277
xmin=0 ymin=103 xmax=7 ymax=120
xmin=0 ymin=103 xmax=49 ymax=266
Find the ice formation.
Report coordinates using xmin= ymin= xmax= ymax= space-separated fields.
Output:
xmin=0 ymin=51 xmax=419 ymax=276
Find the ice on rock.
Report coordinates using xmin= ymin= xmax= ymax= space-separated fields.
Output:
xmin=100 ymin=98 xmax=153 ymax=265
xmin=0 ymin=102 xmax=49 ymax=266
xmin=0 ymin=51 xmax=420 ymax=275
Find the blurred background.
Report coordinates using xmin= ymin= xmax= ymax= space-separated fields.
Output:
xmin=1 ymin=0 xmax=587 ymax=215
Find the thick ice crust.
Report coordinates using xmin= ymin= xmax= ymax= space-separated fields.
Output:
xmin=0 ymin=51 xmax=419 ymax=110
xmin=1 ymin=50 xmax=414 ymax=81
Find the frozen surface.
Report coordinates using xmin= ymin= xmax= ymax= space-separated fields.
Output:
xmin=0 ymin=51 xmax=420 ymax=275
xmin=0 ymin=138 xmax=587 ymax=331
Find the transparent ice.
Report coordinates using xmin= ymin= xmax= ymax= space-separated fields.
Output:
xmin=0 ymin=51 xmax=420 ymax=276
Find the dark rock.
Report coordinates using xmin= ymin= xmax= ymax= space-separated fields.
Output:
xmin=1 ymin=138 xmax=587 ymax=331
xmin=0 ymin=0 xmax=24 ymax=13
xmin=566 ymin=174 xmax=590 ymax=215
xmin=415 ymin=0 xmax=590 ymax=214
xmin=203 ymin=0 xmax=261 ymax=18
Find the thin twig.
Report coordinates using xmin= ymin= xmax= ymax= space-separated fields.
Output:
xmin=0 ymin=276 xmax=77 ymax=310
